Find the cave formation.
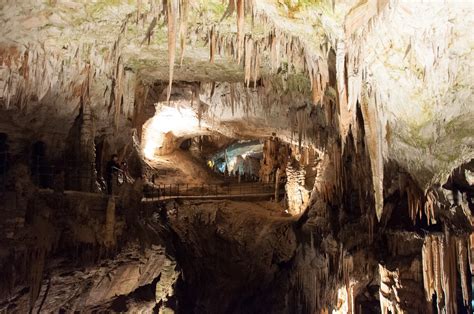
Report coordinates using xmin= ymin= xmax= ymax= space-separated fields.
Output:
xmin=0 ymin=0 xmax=473 ymax=313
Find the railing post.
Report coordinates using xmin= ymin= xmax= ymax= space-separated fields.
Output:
xmin=177 ymin=184 xmax=180 ymax=197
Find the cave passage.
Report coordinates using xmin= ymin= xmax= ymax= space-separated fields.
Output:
xmin=208 ymin=139 xmax=262 ymax=181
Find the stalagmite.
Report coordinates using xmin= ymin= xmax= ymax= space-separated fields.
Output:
xmin=167 ymin=0 xmax=177 ymax=104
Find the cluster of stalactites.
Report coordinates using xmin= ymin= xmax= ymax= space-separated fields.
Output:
xmin=422 ymin=233 xmax=471 ymax=313
xmin=0 ymin=3 xmax=140 ymax=131
xmin=209 ymin=0 xmax=329 ymax=97
xmin=294 ymin=238 xmax=355 ymax=313
xmin=406 ymin=180 xmax=439 ymax=225
xmin=153 ymin=0 xmax=326 ymax=104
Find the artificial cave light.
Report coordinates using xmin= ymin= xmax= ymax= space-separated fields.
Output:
xmin=143 ymin=105 xmax=203 ymax=159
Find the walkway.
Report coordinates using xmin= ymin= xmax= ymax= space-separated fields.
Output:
xmin=142 ymin=182 xmax=284 ymax=202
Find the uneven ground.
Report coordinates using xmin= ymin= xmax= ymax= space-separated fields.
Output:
xmin=146 ymin=150 xmax=224 ymax=185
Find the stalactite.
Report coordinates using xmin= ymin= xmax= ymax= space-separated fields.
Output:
xmin=166 ymin=0 xmax=177 ymax=104
xmin=137 ymin=0 xmax=142 ymax=24
xmin=210 ymin=26 xmax=216 ymax=63
xmin=244 ymin=35 xmax=253 ymax=87
xmin=432 ymin=236 xmax=443 ymax=312
xmin=243 ymin=87 xmax=249 ymax=115
xmin=336 ymin=40 xmax=350 ymax=141
xmin=253 ymin=42 xmax=260 ymax=88
xmin=360 ymin=91 xmax=384 ymax=221
xmin=422 ymin=235 xmax=434 ymax=301
xmin=311 ymin=70 xmax=322 ymax=105
xmin=179 ymin=0 xmax=188 ymax=66
xmin=270 ymin=31 xmax=280 ymax=72
xmin=405 ymin=178 xmax=423 ymax=224
xmin=230 ymin=83 xmax=235 ymax=116
xmin=114 ymin=56 xmax=124 ymax=130
xmin=221 ymin=0 xmax=236 ymax=21
xmin=456 ymin=237 xmax=470 ymax=307
xmin=295 ymin=107 xmax=308 ymax=150
xmin=439 ymin=232 xmax=455 ymax=314
xmin=347 ymin=44 xmax=362 ymax=113
xmin=424 ymin=189 xmax=437 ymax=225
xmin=422 ymin=233 xmax=471 ymax=313
xmin=236 ymin=0 xmax=244 ymax=64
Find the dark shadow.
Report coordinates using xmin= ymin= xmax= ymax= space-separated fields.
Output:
xmin=31 ymin=140 xmax=51 ymax=188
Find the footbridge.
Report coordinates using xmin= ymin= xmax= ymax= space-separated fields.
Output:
xmin=142 ymin=182 xmax=284 ymax=202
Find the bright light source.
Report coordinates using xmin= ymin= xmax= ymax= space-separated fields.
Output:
xmin=142 ymin=106 xmax=203 ymax=160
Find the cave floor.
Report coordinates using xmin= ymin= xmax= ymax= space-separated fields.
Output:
xmin=146 ymin=150 xmax=224 ymax=185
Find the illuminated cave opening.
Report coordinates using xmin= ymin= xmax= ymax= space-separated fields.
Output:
xmin=208 ymin=140 xmax=262 ymax=181
xmin=142 ymin=105 xmax=205 ymax=160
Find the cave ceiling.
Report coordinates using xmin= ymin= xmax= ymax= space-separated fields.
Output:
xmin=0 ymin=0 xmax=473 ymax=200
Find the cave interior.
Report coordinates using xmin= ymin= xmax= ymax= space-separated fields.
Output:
xmin=0 ymin=0 xmax=473 ymax=313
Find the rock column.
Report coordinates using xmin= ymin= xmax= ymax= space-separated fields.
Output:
xmin=79 ymin=97 xmax=96 ymax=192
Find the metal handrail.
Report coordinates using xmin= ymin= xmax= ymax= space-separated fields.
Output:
xmin=143 ymin=182 xmax=284 ymax=201
xmin=0 ymin=153 xmax=286 ymax=201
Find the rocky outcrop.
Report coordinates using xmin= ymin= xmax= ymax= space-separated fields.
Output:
xmin=0 ymin=175 xmax=177 ymax=313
